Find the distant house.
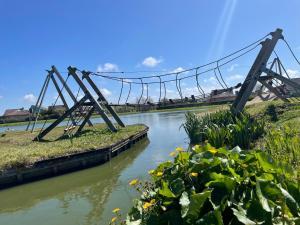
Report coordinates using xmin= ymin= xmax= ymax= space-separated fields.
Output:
xmin=48 ymin=105 xmax=67 ymax=115
xmin=206 ymin=90 xmax=236 ymax=103
xmin=29 ymin=105 xmax=47 ymax=114
xmin=48 ymin=105 xmax=67 ymax=113
xmin=1 ymin=108 xmax=30 ymax=123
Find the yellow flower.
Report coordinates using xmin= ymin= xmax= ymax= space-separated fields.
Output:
xmin=208 ymin=148 xmax=218 ymax=154
xmin=148 ymin=170 xmax=155 ymax=175
xmin=190 ymin=172 xmax=198 ymax=177
xmin=175 ymin=147 xmax=184 ymax=152
xmin=143 ymin=202 xmax=152 ymax=210
xmin=193 ymin=145 xmax=201 ymax=151
xmin=169 ymin=151 xmax=177 ymax=157
xmin=156 ymin=172 xmax=163 ymax=176
xmin=111 ymin=217 xmax=117 ymax=223
xmin=129 ymin=179 xmax=138 ymax=186
xmin=150 ymin=199 xmax=156 ymax=204
xmin=112 ymin=208 xmax=120 ymax=213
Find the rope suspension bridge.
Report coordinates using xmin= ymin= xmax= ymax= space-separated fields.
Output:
xmin=27 ymin=28 xmax=300 ymax=141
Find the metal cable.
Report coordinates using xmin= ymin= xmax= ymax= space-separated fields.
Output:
xmin=138 ymin=78 xmax=144 ymax=104
xmin=217 ymin=61 xmax=228 ymax=89
xmin=214 ymin=68 xmax=225 ymax=89
xmin=93 ymin=34 xmax=269 ymax=80
xmin=117 ymin=78 xmax=124 ymax=105
xmin=175 ymin=73 xmax=183 ymax=100
xmin=157 ymin=76 xmax=162 ymax=103
xmin=195 ymin=67 xmax=205 ymax=97
xmin=282 ymin=39 xmax=300 ymax=66
xmin=125 ymin=83 xmax=132 ymax=104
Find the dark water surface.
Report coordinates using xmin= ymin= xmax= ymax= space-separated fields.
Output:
xmin=0 ymin=109 xmax=210 ymax=225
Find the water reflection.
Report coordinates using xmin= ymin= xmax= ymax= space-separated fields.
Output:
xmin=0 ymin=109 xmax=197 ymax=225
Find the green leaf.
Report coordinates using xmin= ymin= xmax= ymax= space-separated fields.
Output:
xmin=195 ymin=207 xmax=224 ymax=225
xmin=279 ymin=187 xmax=299 ymax=217
xmin=179 ymin=191 xmax=190 ymax=218
xmin=170 ymin=178 xmax=185 ymax=197
xmin=175 ymin=152 xmax=190 ymax=164
xmin=247 ymin=199 xmax=272 ymax=225
xmin=255 ymin=152 xmax=276 ymax=172
xmin=256 ymin=179 xmax=271 ymax=212
xmin=187 ymin=190 xmax=211 ymax=220
xmin=232 ymin=207 xmax=257 ymax=225
xmin=159 ymin=181 xmax=176 ymax=198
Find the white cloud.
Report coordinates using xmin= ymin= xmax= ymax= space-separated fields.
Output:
xmin=97 ymin=63 xmax=119 ymax=72
xmin=142 ymin=57 xmax=162 ymax=67
xmin=171 ymin=67 xmax=185 ymax=73
xmin=100 ymin=88 xmax=112 ymax=97
xmin=23 ymin=94 xmax=36 ymax=103
xmin=286 ymin=69 xmax=300 ymax=78
xmin=209 ymin=76 xmax=216 ymax=81
xmin=228 ymin=74 xmax=244 ymax=81
xmin=227 ymin=63 xmax=239 ymax=72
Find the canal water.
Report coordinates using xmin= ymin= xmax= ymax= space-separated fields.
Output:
xmin=0 ymin=108 xmax=210 ymax=225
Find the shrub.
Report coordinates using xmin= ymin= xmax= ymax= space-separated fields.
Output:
xmin=183 ymin=110 xmax=265 ymax=149
xmin=264 ymin=124 xmax=300 ymax=173
xmin=181 ymin=112 xmax=202 ymax=144
xmin=265 ymin=104 xmax=278 ymax=122
xmin=124 ymin=144 xmax=300 ymax=225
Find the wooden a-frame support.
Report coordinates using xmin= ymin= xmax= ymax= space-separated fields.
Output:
xmin=231 ymin=28 xmax=300 ymax=113
xmin=34 ymin=66 xmax=125 ymax=141
xmin=27 ymin=66 xmax=93 ymax=132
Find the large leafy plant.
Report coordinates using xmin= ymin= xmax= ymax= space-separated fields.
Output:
xmin=125 ymin=144 xmax=300 ymax=225
xmin=182 ymin=110 xmax=265 ymax=149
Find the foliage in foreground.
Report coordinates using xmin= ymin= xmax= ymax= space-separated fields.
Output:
xmin=182 ymin=110 xmax=265 ymax=149
xmin=263 ymin=123 xmax=300 ymax=173
xmin=123 ymin=145 xmax=300 ymax=225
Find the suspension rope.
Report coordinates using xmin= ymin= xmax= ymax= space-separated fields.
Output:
xmin=214 ymin=68 xmax=226 ymax=89
xmin=90 ymin=43 xmax=260 ymax=85
xmin=118 ymin=78 xmax=124 ymax=105
xmin=163 ymin=82 xmax=167 ymax=101
xmin=145 ymin=83 xmax=149 ymax=104
xmin=125 ymin=82 xmax=132 ymax=104
xmin=94 ymin=34 xmax=269 ymax=80
xmin=157 ymin=76 xmax=162 ymax=103
xmin=175 ymin=73 xmax=183 ymax=100
xmin=195 ymin=67 xmax=205 ymax=97
xmin=282 ymin=39 xmax=300 ymax=66
xmin=138 ymin=78 xmax=144 ymax=104
xmin=216 ymin=61 xmax=228 ymax=89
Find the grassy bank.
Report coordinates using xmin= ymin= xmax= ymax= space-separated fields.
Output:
xmin=0 ymin=124 xmax=146 ymax=171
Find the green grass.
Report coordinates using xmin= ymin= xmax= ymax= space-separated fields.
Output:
xmin=0 ymin=124 xmax=146 ymax=171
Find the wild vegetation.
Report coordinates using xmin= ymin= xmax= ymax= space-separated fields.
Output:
xmin=120 ymin=145 xmax=300 ymax=224
xmin=120 ymin=100 xmax=300 ymax=225
xmin=0 ymin=124 xmax=146 ymax=171
xmin=182 ymin=110 xmax=265 ymax=149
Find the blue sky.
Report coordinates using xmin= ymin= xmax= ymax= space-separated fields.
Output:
xmin=0 ymin=0 xmax=300 ymax=114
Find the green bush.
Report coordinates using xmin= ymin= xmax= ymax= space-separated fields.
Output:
xmin=265 ymin=104 xmax=278 ymax=122
xmin=124 ymin=144 xmax=300 ymax=225
xmin=181 ymin=112 xmax=203 ymax=144
xmin=183 ymin=110 xmax=265 ymax=149
xmin=264 ymin=124 xmax=300 ymax=172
